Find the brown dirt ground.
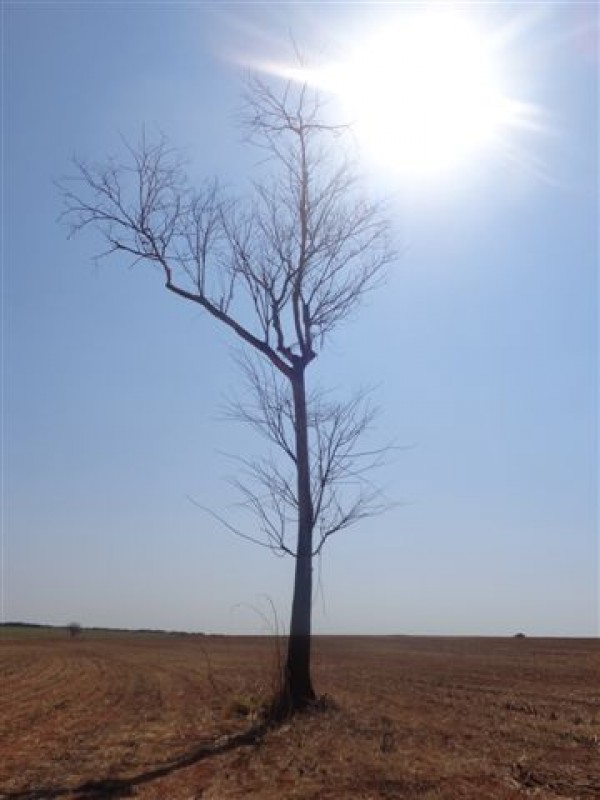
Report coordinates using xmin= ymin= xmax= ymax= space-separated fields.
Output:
xmin=0 ymin=634 xmax=598 ymax=799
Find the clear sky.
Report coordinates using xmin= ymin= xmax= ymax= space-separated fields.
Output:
xmin=3 ymin=2 xmax=598 ymax=636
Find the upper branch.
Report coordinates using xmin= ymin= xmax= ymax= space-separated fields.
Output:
xmin=59 ymin=133 xmax=293 ymax=377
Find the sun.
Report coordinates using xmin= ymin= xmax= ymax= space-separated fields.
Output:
xmin=303 ymin=10 xmax=528 ymax=179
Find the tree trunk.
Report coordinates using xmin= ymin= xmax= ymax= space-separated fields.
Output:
xmin=281 ymin=364 xmax=316 ymax=711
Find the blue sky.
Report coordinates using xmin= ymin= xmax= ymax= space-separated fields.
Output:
xmin=3 ymin=2 xmax=597 ymax=636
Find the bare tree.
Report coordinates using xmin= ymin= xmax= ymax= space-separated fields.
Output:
xmin=61 ymin=74 xmax=394 ymax=713
xmin=67 ymin=622 xmax=82 ymax=639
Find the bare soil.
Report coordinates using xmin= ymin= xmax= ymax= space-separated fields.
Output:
xmin=0 ymin=634 xmax=598 ymax=799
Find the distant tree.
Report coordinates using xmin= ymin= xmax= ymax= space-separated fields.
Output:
xmin=60 ymin=74 xmax=394 ymax=714
xmin=68 ymin=622 xmax=82 ymax=639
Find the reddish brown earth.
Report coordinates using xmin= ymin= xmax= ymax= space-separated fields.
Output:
xmin=0 ymin=633 xmax=598 ymax=799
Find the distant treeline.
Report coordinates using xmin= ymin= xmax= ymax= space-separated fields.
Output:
xmin=2 ymin=622 xmax=49 ymax=628
xmin=0 ymin=621 xmax=205 ymax=636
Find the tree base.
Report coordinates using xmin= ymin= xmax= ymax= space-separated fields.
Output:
xmin=266 ymin=688 xmax=337 ymax=722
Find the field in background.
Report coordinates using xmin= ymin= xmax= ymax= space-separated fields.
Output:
xmin=0 ymin=633 xmax=598 ymax=799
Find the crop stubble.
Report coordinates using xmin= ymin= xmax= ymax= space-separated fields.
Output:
xmin=0 ymin=635 xmax=598 ymax=799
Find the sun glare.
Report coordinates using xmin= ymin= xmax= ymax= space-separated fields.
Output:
xmin=295 ymin=10 xmax=531 ymax=179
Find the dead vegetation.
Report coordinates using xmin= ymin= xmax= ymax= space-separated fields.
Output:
xmin=0 ymin=634 xmax=598 ymax=799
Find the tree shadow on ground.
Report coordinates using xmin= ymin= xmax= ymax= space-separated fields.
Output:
xmin=1 ymin=720 xmax=269 ymax=799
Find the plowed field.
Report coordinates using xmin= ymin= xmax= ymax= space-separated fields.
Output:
xmin=1 ymin=634 xmax=598 ymax=799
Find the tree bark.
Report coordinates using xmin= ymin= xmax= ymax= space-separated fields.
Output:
xmin=282 ymin=364 xmax=316 ymax=710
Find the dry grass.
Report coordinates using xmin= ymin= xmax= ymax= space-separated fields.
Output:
xmin=0 ymin=634 xmax=598 ymax=798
